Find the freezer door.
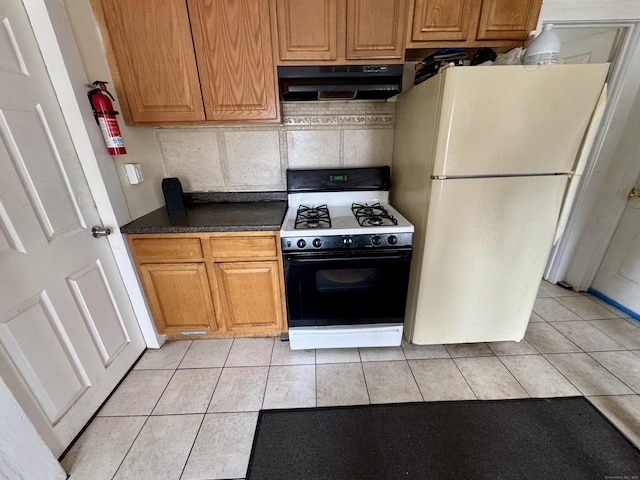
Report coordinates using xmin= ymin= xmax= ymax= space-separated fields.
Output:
xmin=410 ymin=175 xmax=568 ymax=345
xmin=432 ymin=64 xmax=609 ymax=177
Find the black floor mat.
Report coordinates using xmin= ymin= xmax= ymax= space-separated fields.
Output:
xmin=246 ymin=397 xmax=640 ymax=479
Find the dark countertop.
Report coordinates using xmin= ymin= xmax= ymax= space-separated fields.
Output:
xmin=120 ymin=192 xmax=288 ymax=234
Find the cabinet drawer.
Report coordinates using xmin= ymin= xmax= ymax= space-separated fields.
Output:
xmin=210 ymin=235 xmax=278 ymax=260
xmin=129 ymin=238 xmax=204 ymax=262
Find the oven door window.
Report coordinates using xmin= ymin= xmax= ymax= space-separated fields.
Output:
xmin=284 ymin=249 xmax=411 ymax=327
xmin=316 ymin=268 xmax=378 ymax=292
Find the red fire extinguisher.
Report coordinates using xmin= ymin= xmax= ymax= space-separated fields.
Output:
xmin=87 ymin=80 xmax=126 ymax=155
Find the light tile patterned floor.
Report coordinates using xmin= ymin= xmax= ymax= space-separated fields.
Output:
xmin=61 ymin=282 xmax=640 ymax=480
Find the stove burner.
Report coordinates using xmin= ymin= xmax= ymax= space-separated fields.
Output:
xmin=295 ymin=204 xmax=331 ymax=229
xmin=352 ymin=202 xmax=398 ymax=227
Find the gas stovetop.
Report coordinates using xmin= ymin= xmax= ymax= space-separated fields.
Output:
xmin=280 ymin=191 xmax=414 ymax=251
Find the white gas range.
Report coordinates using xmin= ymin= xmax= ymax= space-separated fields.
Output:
xmin=280 ymin=167 xmax=414 ymax=350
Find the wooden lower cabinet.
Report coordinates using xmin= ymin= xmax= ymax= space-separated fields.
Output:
xmin=215 ymin=261 xmax=284 ymax=332
xmin=138 ymin=263 xmax=218 ymax=334
xmin=128 ymin=232 xmax=287 ymax=338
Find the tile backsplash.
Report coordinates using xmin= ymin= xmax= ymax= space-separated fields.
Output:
xmin=156 ymin=101 xmax=396 ymax=192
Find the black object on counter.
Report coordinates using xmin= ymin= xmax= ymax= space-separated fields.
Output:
xmin=162 ymin=177 xmax=185 ymax=211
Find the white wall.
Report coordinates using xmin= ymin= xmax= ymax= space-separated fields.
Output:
xmin=63 ymin=0 xmax=166 ymax=223
xmin=540 ymin=0 xmax=640 ymax=23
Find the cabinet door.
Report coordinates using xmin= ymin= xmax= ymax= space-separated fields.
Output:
xmin=139 ymin=263 xmax=217 ymax=333
xmin=346 ymin=0 xmax=408 ymax=60
xmin=188 ymin=0 xmax=279 ymax=122
xmin=215 ymin=262 xmax=284 ymax=332
xmin=476 ymin=0 xmax=542 ymax=41
xmin=409 ymin=0 xmax=480 ymax=42
xmin=98 ymin=0 xmax=205 ymax=123
xmin=273 ymin=0 xmax=338 ymax=61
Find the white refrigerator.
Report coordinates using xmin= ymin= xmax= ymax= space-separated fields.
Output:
xmin=390 ymin=64 xmax=609 ymax=345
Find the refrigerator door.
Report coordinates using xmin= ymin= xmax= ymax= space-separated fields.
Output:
xmin=552 ymin=83 xmax=608 ymax=245
xmin=431 ymin=64 xmax=609 ymax=177
xmin=410 ymin=174 xmax=569 ymax=345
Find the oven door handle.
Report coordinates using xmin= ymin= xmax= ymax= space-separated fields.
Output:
xmin=285 ymin=251 xmax=412 ymax=263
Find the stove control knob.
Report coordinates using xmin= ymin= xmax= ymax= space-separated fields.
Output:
xmin=312 ymin=238 xmax=322 ymax=248
xmin=371 ymin=235 xmax=382 ymax=246
xmin=343 ymin=236 xmax=353 ymax=246
xmin=388 ymin=235 xmax=398 ymax=245
xmin=297 ymin=239 xmax=307 ymax=249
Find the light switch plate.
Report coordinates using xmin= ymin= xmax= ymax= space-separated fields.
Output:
xmin=124 ymin=163 xmax=143 ymax=184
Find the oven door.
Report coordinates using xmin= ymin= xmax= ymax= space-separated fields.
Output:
xmin=283 ymin=248 xmax=412 ymax=327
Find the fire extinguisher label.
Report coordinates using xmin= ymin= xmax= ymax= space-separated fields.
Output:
xmin=98 ymin=116 xmax=125 ymax=148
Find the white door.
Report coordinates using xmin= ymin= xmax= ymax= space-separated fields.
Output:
xmin=556 ymin=26 xmax=622 ymax=65
xmin=0 ymin=0 xmax=145 ymax=456
xmin=591 ymin=176 xmax=640 ymax=317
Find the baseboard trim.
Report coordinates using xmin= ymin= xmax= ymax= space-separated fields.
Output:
xmin=587 ymin=288 xmax=640 ymax=321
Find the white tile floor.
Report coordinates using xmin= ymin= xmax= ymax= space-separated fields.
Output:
xmin=61 ymin=282 xmax=640 ymax=480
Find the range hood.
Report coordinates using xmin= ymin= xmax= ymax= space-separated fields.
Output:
xmin=277 ymin=64 xmax=403 ymax=101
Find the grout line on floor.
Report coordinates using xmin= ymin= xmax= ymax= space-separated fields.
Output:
xmin=541 ymin=352 xmax=588 ymax=396
xmin=178 ymin=413 xmax=206 ymax=480
xmin=358 ymin=357 xmax=372 ymax=405
xmin=405 ymin=358 xmax=425 ymax=402
xmin=110 ymin=414 xmax=152 ymax=480
xmin=451 ymin=357 xmax=479 ymax=401
xmin=585 ymin=350 xmax=639 ymax=394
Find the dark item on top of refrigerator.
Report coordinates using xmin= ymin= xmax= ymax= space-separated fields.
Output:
xmin=470 ymin=47 xmax=497 ymax=65
xmin=414 ymin=49 xmax=467 ymax=85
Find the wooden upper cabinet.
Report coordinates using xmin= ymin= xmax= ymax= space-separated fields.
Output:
xmin=476 ymin=0 xmax=541 ymax=40
xmin=188 ymin=0 xmax=279 ymax=122
xmin=346 ymin=0 xmax=408 ymax=60
xmin=97 ymin=0 xmax=205 ymax=123
xmin=95 ymin=0 xmax=279 ymax=124
xmin=407 ymin=0 xmax=542 ymax=47
xmin=410 ymin=0 xmax=479 ymax=43
xmin=272 ymin=0 xmax=407 ymax=64
xmin=275 ymin=0 xmax=338 ymax=61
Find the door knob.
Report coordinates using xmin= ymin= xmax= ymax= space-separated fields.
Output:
xmin=629 ymin=187 xmax=640 ymax=198
xmin=91 ymin=226 xmax=112 ymax=238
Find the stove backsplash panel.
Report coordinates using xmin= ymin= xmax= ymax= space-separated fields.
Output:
xmin=156 ymin=101 xmax=396 ymax=192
